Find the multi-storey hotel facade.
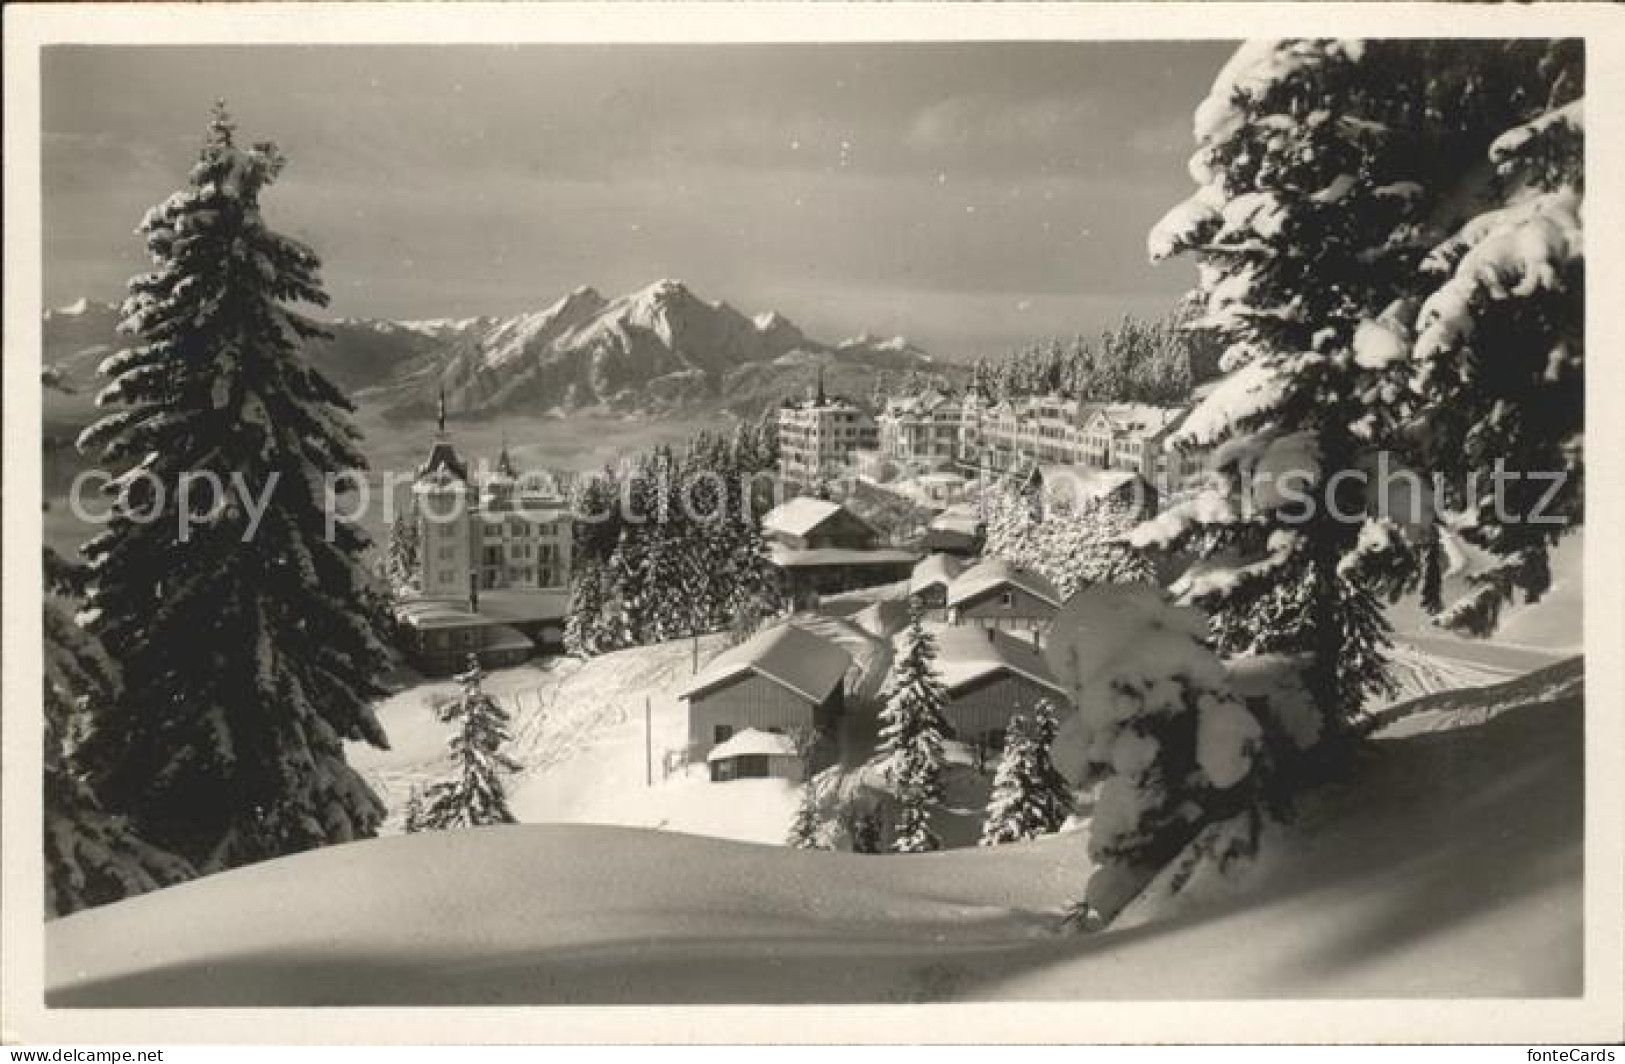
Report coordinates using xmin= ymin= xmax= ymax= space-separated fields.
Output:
xmin=396 ymin=406 xmax=574 ymax=674
xmin=957 ymin=391 xmax=1206 ymax=487
xmin=776 ymin=390 xmax=878 ymax=485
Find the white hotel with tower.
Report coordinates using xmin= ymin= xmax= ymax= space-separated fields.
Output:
xmin=394 ymin=392 xmax=574 ymax=674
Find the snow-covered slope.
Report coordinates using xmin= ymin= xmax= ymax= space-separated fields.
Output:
xmin=49 ymin=657 xmax=1582 ymax=1005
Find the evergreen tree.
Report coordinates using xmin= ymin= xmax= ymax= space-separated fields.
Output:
xmin=75 ymin=103 xmax=389 ymax=871
xmin=401 ymin=785 xmax=424 ymax=834
xmin=1045 ymin=585 xmax=1292 ymax=927
xmin=1401 ymin=43 xmax=1584 ymax=635
xmin=979 ymin=703 xmax=1074 ymax=847
xmin=1140 ymin=40 xmax=1585 ymax=738
xmin=409 ymin=656 xmax=520 ymax=830
xmin=877 ymin=599 xmax=951 ymax=853
xmin=787 ymin=776 xmax=825 ymax=850
xmin=564 ymin=557 xmax=608 ymax=657
xmin=44 ymin=551 xmax=194 ymax=917
xmin=384 ymin=510 xmax=421 ymax=594
xmin=839 ymin=802 xmax=883 ymax=854
xmin=981 ymin=483 xmax=1156 ymax=598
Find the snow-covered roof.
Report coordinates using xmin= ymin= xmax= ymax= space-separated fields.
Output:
xmin=930 ymin=509 xmax=984 ymax=536
xmin=935 ymin=626 xmax=1068 ymax=699
xmin=761 ymin=496 xmax=847 ymax=538
xmin=767 ymin=545 xmax=919 ymax=570
xmin=416 ymin=440 xmax=469 ymax=485
xmin=1036 ymin=465 xmax=1144 ymax=505
xmin=946 ymin=559 xmax=1062 ymax=609
xmin=910 ymin=553 xmax=966 ymax=595
xmin=474 ymin=589 xmax=571 ymax=625
xmin=394 ymin=597 xmax=484 ymax=630
xmin=679 ymin=623 xmax=852 ymax=705
xmin=706 ymin=728 xmax=800 ymax=762
xmin=394 ymin=590 xmax=568 ymax=628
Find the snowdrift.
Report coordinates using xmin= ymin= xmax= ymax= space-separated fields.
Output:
xmin=48 ymin=659 xmax=1582 ymax=1005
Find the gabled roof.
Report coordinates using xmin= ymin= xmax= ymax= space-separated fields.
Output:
xmin=678 ymin=622 xmax=853 ymax=704
xmin=934 ymin=625 xmax=1068 ymax=699
xmin=910 ymin=553 xmax=966 ymax=595
xmin=706 ymin=728 xmax=800 ymax=762
xmin=417 ymin=439 xmax=469 ymax=483
xmin=946 ymin=558 xmax=1062 ymax=609
xmin=762 ymin=497 xmax=880 ymax=545
xmin=767 ymin=545 xmax=919 ymax=570
xmin=762 ymin=496 xmax=848 ymax=538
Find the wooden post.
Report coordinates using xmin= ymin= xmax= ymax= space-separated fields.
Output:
xmin=645 ymin=696 xmax=653 ymax=788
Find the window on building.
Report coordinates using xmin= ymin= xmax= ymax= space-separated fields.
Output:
xmin=714 ymin=724 xmax=734 ymax=744
xmin=1000 ymin=590 xmax=1014 ymax=609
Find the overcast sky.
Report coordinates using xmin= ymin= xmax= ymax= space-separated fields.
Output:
xmin=43 ymin=42 xmax=1234 ymax=358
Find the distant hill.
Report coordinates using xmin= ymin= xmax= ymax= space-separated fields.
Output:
xmin=41 ymin=281 xmax=958 ymax=433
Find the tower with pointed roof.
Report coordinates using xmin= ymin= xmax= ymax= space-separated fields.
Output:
xmin=412 ymin=389 xmax=474 ymax=598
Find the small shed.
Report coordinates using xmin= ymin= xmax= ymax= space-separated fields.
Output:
xmin=706 ymin=728 xmax=804 ymax=782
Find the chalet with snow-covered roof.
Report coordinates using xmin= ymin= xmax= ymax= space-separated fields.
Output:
xmin=679 ymin=622 xmax=852 ymax=777
xmin=909 ymin=553 xmax=966 ymax=619
xmin=762 ymin=496 xmax=919 ymax=606
xmin=763 ymin=496 xmax=879 ymax=551
xmin=394 ymin=394 xmax=573 ymax=674
xmin=946 ymin=558 xmax=1062 ymax=643
xmin=934 ymin=626 xmax=1073 ymax=750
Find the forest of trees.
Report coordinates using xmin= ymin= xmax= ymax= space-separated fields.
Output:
xmin=564 ymin=410 xmax=785 ymax=657
xmin=965 ymin=307 xmax=1224 ymax=407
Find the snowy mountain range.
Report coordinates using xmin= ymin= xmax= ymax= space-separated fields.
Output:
xmin=42 ymin=280 xmax=945 ymax=424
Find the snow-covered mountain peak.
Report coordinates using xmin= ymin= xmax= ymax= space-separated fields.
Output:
xmin=45 ymin=297 xmax=117 ymax=322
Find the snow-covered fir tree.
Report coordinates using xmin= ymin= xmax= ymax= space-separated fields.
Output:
xmin=1046 ymin=585 xmax=1313 ymax=927
xmin=979 ymin=702 xmax=1074 ymax=847
xmin=981 ymin=483 xmax=1157 ymax=599
xmin=383 ymin=511 xmax=420 ymax=595
xmin=787 ymin=778 xmax=825 ymax=850
xmin=406 ymin=656 xmax=520 ymax=831
xmin=564 ymin=425 xmax=783 ymax=654
xmin=877 ymin=599 xmax=951 ymax=853
xmin=44 ymin=550 xmax=194 ymax=917
xmin=74 ymin=103 xmax=390 ymax=871
xmin=1399 ymin=43 xmax=1584 ymax=635
xmin=837 ymin=801 xmax=883 ymax=855
xmin=1139 ymin=40 xmax=1586 ymax=740
xmin=564 ymin=557 xmax=611 ymax=657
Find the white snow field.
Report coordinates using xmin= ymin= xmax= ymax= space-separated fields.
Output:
xmin=348 ymin=634 xmax=815 ymax=842
xmin=48 ymin=657 xmax=1582 ymax=1005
